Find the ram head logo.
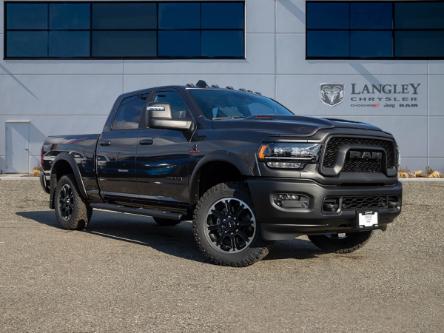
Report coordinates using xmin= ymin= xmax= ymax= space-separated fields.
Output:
xmin=320 ymin=84 xmax=344 ymax=107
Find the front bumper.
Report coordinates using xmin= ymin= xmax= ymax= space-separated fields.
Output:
xmin=247 ymin=178 xmax=402 ymax=240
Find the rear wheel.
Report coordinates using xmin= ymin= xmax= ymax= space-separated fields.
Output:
xmin=308 ymin=231 xmax=373 ymax=254
xmin=193 ymin=182 xmax=270 ymax=267
xmin=54 ymin=175 xmax=91 ymax=230
xmin=153 ymin=218 xmax=181 ymax=227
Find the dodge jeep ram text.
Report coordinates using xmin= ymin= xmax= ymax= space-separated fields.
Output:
xmin=40 ymin=81 xmax=402 ymax=266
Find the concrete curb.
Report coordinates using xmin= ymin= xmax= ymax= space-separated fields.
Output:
xmin=400 ymin=178 xmax=444 ymax=182
xmin=0 ymin=175 xmax=39 ymax=181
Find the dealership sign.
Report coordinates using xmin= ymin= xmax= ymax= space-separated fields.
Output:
xmin=320 ymin=84 xmax=344 ymax=107
xmin=320 ymin=82 xmax=421 ymax=109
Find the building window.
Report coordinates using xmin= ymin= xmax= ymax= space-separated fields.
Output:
xmin=306 ymin=1 xmax=444 ymax=60
xmin=4 ymin=1 xmax=245 ymax=59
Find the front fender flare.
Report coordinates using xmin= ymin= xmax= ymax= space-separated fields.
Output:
xmin=188 ymin=151 xmax=253 ymax=203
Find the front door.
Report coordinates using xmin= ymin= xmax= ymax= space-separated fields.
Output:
xmin=134 ymin=89 xmax=196 ymax=204
xmin=5 ymin=122 xmax=30 ymax=173
xmin=96 ymin=94 xmax=147 ymax=200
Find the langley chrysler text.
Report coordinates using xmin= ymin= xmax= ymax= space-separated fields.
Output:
xmin=40 ymin=81 xmax=402 ymax=266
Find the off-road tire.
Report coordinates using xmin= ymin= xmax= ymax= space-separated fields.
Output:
xmin=54 ymin=174 xmax=91 ymax=230
xmin=153 ymin=218 xmax=181 ymax=226
xmin=193 ymin=182 xmax=270 ymax=267
xmin=308 ymin=231 xmax=373 ymax=254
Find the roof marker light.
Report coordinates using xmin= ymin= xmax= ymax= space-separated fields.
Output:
xmin=196 ymin=80 xmax=209 ymax=88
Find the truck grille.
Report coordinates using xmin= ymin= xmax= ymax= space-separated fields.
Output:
xmin=322 ymin=137 xmax=396 ymax=173
xmin=324 ymin=195 xmax=400 ymax=211
xmin=342 ymin=196 xmax=389 ymax=210
xmin=342 ymin=158 xmax=382 ymax=173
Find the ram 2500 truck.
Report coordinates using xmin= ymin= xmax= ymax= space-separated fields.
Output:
xmin=40 ymin=81 xmax=402 ymax=266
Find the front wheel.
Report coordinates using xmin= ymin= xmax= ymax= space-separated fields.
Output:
xmin=308 ymin=231 xmax=373 ymax=254
xmin=193 ymin=182 xmax=270 ymax=267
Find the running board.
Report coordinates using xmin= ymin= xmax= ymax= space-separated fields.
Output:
xmin=90 ymin=203 xmax=183 ymax=220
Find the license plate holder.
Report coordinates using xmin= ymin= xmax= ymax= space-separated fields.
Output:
xmin=357 ymin=211 xmax=379 ymax=229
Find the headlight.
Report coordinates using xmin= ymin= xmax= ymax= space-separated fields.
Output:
xmin=258 ymin=143 xmax=321 ymax=169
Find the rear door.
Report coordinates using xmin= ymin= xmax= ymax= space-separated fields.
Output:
xmin=134 ymin=89 xmax=197 ymax=204
xmin=96 ymin=93 xmax=148 ymax=199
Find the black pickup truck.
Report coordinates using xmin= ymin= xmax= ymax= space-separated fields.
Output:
xmin=41 ymin=81 xmax=402 ymax=266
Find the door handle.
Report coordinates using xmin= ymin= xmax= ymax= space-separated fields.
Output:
xmin=139 ymin=138 xmax=153 ymax=145
xmin=99 ymin=140 xmax=111 ymax=147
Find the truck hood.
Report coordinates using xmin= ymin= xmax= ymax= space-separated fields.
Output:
xmin=210 ymin=115 xmax=382 ymax=137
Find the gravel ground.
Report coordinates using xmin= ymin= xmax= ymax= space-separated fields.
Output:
xmin=0 ymin=180 xmax=443 ymax=333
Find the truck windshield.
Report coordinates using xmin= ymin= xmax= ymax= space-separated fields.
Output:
xmin=189 ymin=89 xmax=294 ymax=120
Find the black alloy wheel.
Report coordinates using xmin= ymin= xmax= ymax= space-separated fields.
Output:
xmin=204 ymin=198 xmax=256 ymax=253
xmin=58 ymin=183 xmax=74 ymax=221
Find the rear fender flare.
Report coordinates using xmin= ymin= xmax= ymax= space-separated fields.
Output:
xmin=49 ymin=153 xmax=88 ymax=208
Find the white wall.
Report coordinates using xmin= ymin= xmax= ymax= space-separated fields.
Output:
xmin=1 ymin=0 xmax=443 ymax=172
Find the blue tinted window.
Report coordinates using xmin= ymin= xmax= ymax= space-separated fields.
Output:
xmin=350 ymin=3 xmax=392 ymax=29
xmin=7 ymin=31 xmax=48 ymax=57
xmin=202 ymin=31 xmax=244 ymax=57
xmin=395 ymin=3 xmax=444 ymax=29
xmin=306 ymin=3 xmax=349 ymax=29
xmin=306 ymin=1 xmax=444 ymax=59
xmin=159 ymin=3 xmax=200 ymax=29
xmin=307 ymin=31 xmax=349 ymax=58
xmin=50 ymin=3 xmax=90 ymax=30
xmin=396 ymin=32 xmax=444 ymax=57
xmin=49 ymin=31 xmax=90 ymax=57
xmin=5 ymin=1 xmax=245 ymax=59
xmin=92 ymin=3 xmax=157 ymax=29
xmin=159 ymin=31 xmax=201 ymax=57
xmin=351 ymin=31 xmax=393 ymax=57
xmin=92 ymin=31 xmax=157 ymax=57
xmin=6 ymin=3 xmax=48 ymax=29
xmin=202 ymin=2 xmax=244 ymax=29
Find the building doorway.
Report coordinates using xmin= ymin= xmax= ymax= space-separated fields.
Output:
xmin=5 ymin=121 xmax=30 ymax=173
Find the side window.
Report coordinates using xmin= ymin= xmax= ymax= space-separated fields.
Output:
xmin=153 ymin=90 xmax=190 ymax=120
xmin=112 ymin=94 xmax=147 ymax=130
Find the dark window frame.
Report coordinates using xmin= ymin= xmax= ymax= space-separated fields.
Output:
xmin=306 ymin=0 xmax=444 ymax=60
xmin=4 ymin=1 xmax=246 ymax=60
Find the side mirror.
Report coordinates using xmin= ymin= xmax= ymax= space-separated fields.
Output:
xmin=146 ymin=104 xmax=192 ymax=130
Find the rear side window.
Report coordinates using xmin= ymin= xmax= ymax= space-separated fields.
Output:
xmin=153 ymin=90 xmax=190 ymax=120
xmin=112 ymin=95 xmax=147 ymax=130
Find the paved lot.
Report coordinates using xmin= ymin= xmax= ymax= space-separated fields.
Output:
xmin=0 ymin=180 xmax=443 ymax=332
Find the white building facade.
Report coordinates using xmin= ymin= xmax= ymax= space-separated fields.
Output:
xmin=1 ymin=0 xmax=444 ymax=173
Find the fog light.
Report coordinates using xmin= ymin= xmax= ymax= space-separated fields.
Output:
xmin=388 ymin=197 xmax=400 ymax=209
xmin=273 ymin=193 xmax=310 ymax=209
xmin=323 ymin=198 xmax=339 ymax=212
